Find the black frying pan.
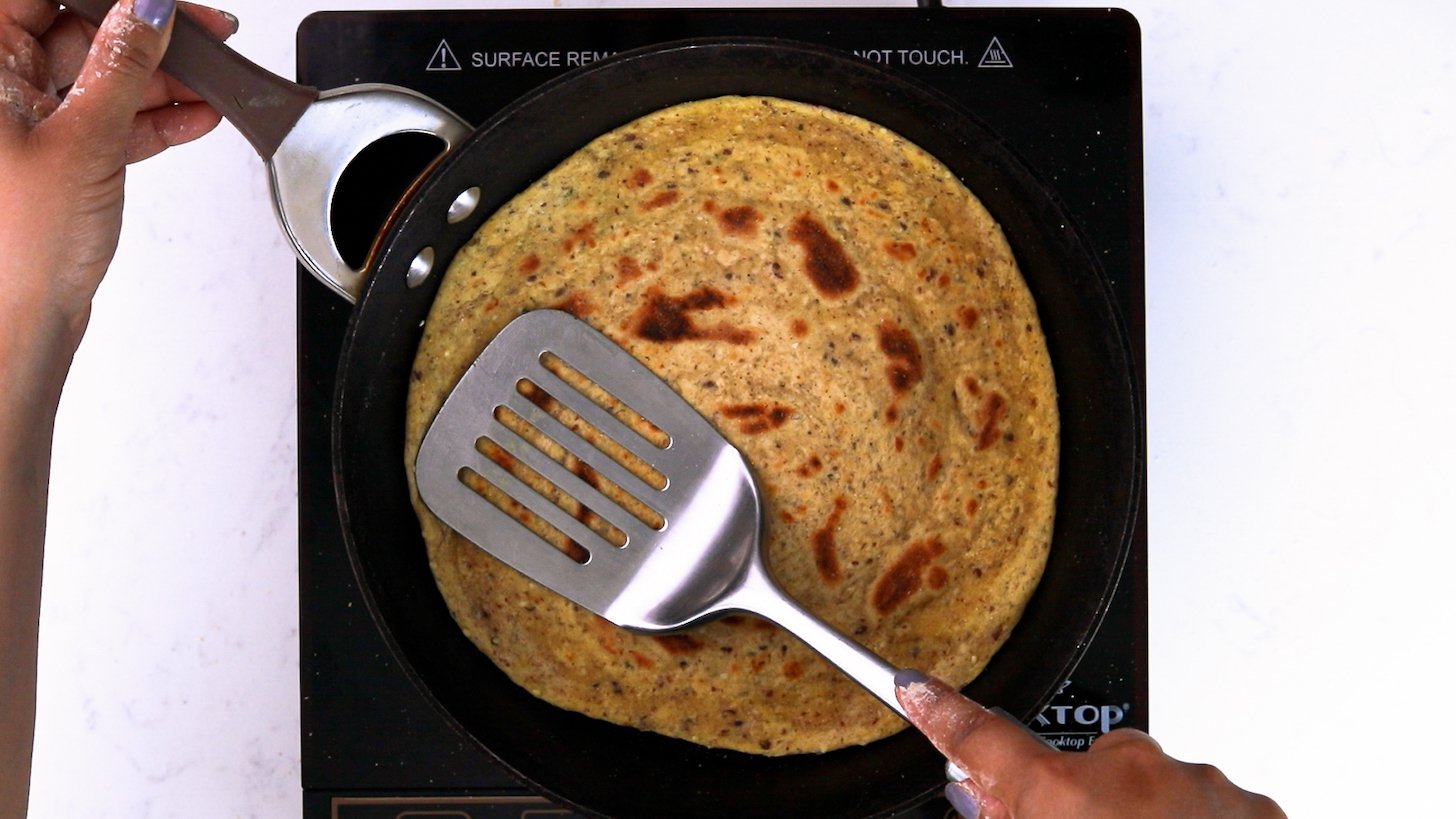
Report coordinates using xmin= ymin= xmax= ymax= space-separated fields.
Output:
xmin=64 ymin=4 xmax=1140 ymax=813
xmin=334 ymin=40 xmax=1141 ymax=818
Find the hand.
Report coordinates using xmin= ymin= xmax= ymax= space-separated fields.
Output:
xmin=894 ymin=671 xmax=1286 ymax=819
xmin=1 ymin=1 xmax=234 ymax=815
xmin=0 ymin=0 xmax=236 ymax=355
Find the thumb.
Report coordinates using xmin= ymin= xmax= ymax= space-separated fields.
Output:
xmin=46 ymin=0 xmax=176 ymax=170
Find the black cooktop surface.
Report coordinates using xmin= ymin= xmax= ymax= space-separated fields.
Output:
xmin=297 ymin=7 xmax=1144 ymax=817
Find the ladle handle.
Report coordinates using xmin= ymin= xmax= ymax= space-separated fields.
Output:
xmin=61 ymin=0 xmax=317 ymax=157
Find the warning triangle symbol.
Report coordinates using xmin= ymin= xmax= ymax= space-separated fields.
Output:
xmin=427 ymin=39 xmax=462 ymax=72
xmin=978 ymin=37 xmax=1013 ymax=69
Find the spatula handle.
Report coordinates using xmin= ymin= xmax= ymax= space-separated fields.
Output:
xmin=731 ymin=564 xmax=908 ymax=720
xmin=61 ymin=0 xmax=318 ymax=157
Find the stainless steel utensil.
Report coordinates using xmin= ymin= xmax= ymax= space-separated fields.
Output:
xmin=415 ymin=309 xmax=907 ymax=717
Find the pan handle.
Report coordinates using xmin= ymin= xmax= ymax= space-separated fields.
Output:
xmin=61 ymin=1 xmax=473 ymax=303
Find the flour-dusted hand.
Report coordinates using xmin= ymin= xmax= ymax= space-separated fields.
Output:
xmin=894 ymin=670 xmax=1286 ymax=819
xmin=1 ymin=1 xmax=235 ymax=815
xmin=1 ymin=0 xmax=236 ymax=337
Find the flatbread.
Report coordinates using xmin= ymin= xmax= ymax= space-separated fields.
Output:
xmin=404 ymin=96 xmax=1058 ymax=755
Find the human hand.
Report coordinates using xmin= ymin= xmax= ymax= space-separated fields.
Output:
xmin=894 ymin=671 xmax=1286 ymax=819
xmin=0 ymin=0 xmax=236 ymax=362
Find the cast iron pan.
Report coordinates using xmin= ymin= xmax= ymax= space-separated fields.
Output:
xmin=332 ymin=38 xmax=1141 ymax=818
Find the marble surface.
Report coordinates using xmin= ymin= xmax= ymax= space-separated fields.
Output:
xmin=28 ymin=0 xmax=1456 ymax=816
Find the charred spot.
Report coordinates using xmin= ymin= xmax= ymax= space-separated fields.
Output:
xmin=795 ymin=454 xmax=824 ymax=478
xmin=925 ymin=455 xmax=943 ymax=482
xmin=518 ymin=381 xmax=556 ymax=412
xmin=410 ymin=369 xmax=423 ymax=382
xmin=630 ymin=285 xmax=754 ymax=345
xmin=883 ymin=241 xmax=917 ymax=261
xmin=927 ymin=566 xmax=949 ymax=589
xmin=811 ymin=496 xmax=848 ymax=584
xmin=871 ymin=537 xmax=946 ymax=616
xmin=615 ymin=255 xmax=644 ymax=284
xmin=783 ymin=660 xmax=805 ymax=680
xmin=789 ymin=318 xmax=809 ymax=338
xmin=641 ymin=189 xmax=681 ymax=210
xmin=877 ymin=320 xmax=924 ymax=395
xmin=788 ymin=214 xmax=859 ymax=298
xmin=562 ymin=223 xmax=596 ymax=253
xmin=965 ymin=498 xmax=980 ymax=518
xmin=654 ymin=634 xmax=705 ymax=655
xmin=963 ymin=375 xmax=982 ymax=396
xmin=563 ymin=539 xmax=590 ymax=563
xmin=976 ymin=392 xmax=1009 ymax=451
xmin=714 ymin=205 xmax=762 ymax=236
xmin=626 ymin=168 xmax=653 ymax=188
xmin=720 ymin=402 xmax=794 ymax=435
xmin=825 ymin=179 xmax=840 ymax=192
xmin=551 ymin=292 xmax=594 ymax=318
xmin=518 ymin=254 xmax=541 ymax=274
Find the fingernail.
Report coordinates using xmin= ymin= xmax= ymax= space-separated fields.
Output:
xmin=944 ymin=781 xmax=981 ymax=819
xmin=219 ymin=9 xmax=240 ymax=34
xmin=893 ymin=668 xmax=929 ymax=688
xmin=132 ymin=0 xmax=177 ymax=31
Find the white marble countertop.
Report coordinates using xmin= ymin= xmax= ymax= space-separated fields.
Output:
xmin=29 ymin=1 xmax=1456 ymax=816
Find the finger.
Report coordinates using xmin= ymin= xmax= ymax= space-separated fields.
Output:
xmin=0 ymin=0 xmax=59 ymax=37
xmin=46 ymin=3 xmax=234 ymax=105
xmin=0 ymin=16 xmax=47 ymax=87
xmin=0 ymin=65 xmax=58 ymax=125
xmin=41 ymin=0 xmax=175 ymax=170
xmin=895 ymin=671 xmax=1053 ymax=815
xmin=1088 ymin=727 xmax=1163 ymax=753
xmin=124 ymin=97 xmax=216 ymax=162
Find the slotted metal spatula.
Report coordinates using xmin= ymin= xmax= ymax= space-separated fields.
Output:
xmin=415 ymin=309 xmax=906 ymax=717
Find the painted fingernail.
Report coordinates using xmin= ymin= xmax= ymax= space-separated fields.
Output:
xmin=132 ymin=0 xmax=177 ymax=31
xmin=944 ymin=781 xmax=981 ymax=819
xmin=893 ymin=668 xmax=929 ymax=688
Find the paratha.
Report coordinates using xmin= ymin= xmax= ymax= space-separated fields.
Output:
xmin=403 ymin=96 xmax=1058 ymax=755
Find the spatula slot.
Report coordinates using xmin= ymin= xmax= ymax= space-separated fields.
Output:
xmin=539 ymin=350 xmax=671 ymax=449
xmin=512 ymin=378 xmax=669 ymax=493
xmin=491 ymin=405 xmax=665 ymax=534
xmin=474 ymin=436 xmax=629 ymax=548
xmin=457 ymin=465 xmax=592 ymax=564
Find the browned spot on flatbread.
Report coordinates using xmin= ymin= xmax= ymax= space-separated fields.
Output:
xmin=655 ymin=634 xmax=705 ymax=655
xmin=783 ymin=660 xmax=804 ymax=680
xmin=788 ymin=214 xmax=859 ymax=297
xmin=562 ymin=222 xmax=596 ymax=253
xmin=715 ymin=205 xmax=762 ymax=236
xmin=626 ymin=168 xmax=653 ymax=188
xmin=552 ymin=292 xmax=594 ymax=317
xmin=871 ymin=537 xmax=947 ymax=616
xmin=811 ymin=496 xmax=848 ymax=584
xmin=976 ymin=392 xmax=1009 ymax=451
xmin=789 ymin=318 xmax=809 ymax=338
xmin=630 ymin=285 xmax=754 ymax=344
xmin=925 ymin=455 xmax=943 ymax=482
xmin=616 ymin=256 xmax=643 ymax=284
xmin=884 ymin=241 xmax=916 ymax=261
xmin=720 ymin=402 xmax=793 ymax=435
xmin=641 ymin=189 xmax=680 ymax=210
xmin=518 ymin=254 xmax=541 ymax=274
xmin=629 ymin=650 xmax=655 ymax=668
xmin=877 ymin=320 xmax=924 ymax=395
xmin=518 ymin=381 xmax=556 ymax=412
xmin=795 ymin=454 xmax=824 ymax=478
